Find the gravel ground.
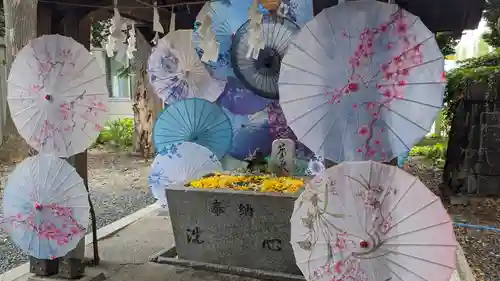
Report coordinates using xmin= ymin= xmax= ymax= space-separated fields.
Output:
xmin=0 ymin=149 xmax=154 ymax=274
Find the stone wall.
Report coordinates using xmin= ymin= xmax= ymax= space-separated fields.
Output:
xmin=444 ymin=80 xmax=500 ymax=196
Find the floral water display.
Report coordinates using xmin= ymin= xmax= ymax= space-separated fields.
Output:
xmin=187 ymin=172 xmax=305 ymax=193
xmin=291 ymin=161 xmax=456 ymax=281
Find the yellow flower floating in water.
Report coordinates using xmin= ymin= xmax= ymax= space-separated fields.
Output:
xmin=188 ymin=173 xmax=304 ymax=193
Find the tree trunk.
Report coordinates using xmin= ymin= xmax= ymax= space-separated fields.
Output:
xmin=132 ymin=30 xmax=162 ymax=159
xmin=0 ymin=0 xmax=38 ymax=162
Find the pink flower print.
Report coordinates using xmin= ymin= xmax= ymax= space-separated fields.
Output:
xmin=396 ymin=21 xmax=408 ymax=33
xmin=50 ymin=255 xmax=56 ymax=260
xmin=334 ymin=261 xmax=343 ymax=273
xmin=70 ymin=227 xmax=82 ymax=235
xmin=361 ymin=189 xmax=377 ymax=207
xmin=374 ymin=139 xmax=381 ymax=145
xmin=365 ymin=102 xmax=376 ymax=110
xmin=357 ymin=126 xmax=369 ymax=136
xmin=380 ymin=24 xmax=388 ymax=31
xmin=397 ymin=80 xmax=408 ymax=87
xmin=356 ymin=146 xmax=363 ymax=153
xmin=56 ymin=236 xmax=69 ymax=245
xmin=39 ymin=61 xmax=52 ymax=74
xmin=334 ymin=232 xmax=349 ymax=251
xmin=367 ymin=149 xmax=377 ymax=157
xmin=59 ymin=49 xmax=72 ymax=60
xmin=352 ymin=104 xmax=358 ymax=109
xmin=372 ymin=112 xmax=380 ymax=119
xmin=31 ymin=84 xmax=43 ymax=93
xmin=380 ymin=216 xmax=393 ymax=234
xmin=347 ymin=83 xmax=359 ymax=93
xmin=387 ymin=43 xmax=393 ymax=49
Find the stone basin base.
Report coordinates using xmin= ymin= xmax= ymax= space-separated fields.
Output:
xmin=166 ymin=184 xmax=302 ymax=275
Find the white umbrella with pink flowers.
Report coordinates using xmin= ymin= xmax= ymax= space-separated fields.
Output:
xmin=1 ymin=154 xmax=90 ymax=260
xmin=278 ymin=0 xmax=445 ymax=163
xmin=291 ymin=161 xmax=456 ymax=281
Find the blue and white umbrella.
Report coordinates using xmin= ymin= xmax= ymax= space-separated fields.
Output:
xmin=148 ymin=142 xmax=222 ymax=207
xmin=153 ymin=98 xmax=233 ymax=159
xmin=193 ymin=0 xmax=268 ymax=81
xmin=148 ymin=30 xmax=226 ymax=104
xmin=1 ymin=154 xmax=89 ymax=259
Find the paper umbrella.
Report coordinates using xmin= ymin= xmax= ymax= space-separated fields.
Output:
xmin=278 ymin=0 xmax=445 ymax=163
xmin=153 ymin=98 xmax=233 ymax=159
xmin=148 ymin=142 xmax=222 ymax=207
xmin=1 ymin=154 xmax=90 ymax=259
xmin=291 ymin=161 xmax=456 ymax=281
xmin=148 ymin=29 xmax=226 ymax=104
xmin=232 ymin=15 xmax=300 ymax=99
xmin=7 ymin=34 xmax=109 ymax=157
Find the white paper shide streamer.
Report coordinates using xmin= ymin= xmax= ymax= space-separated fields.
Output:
xmin=247 ymin=0 xmax=264 ymax=59
xmin=127 ymin=22 xmax=136 ymax=59
xmin=197 ymin=11 xmax=219 ymax=63
xmin=106 ymin=0 xmax=128 ymax=58
xmin=170 ymin=9 xmax=176 ymax=33
xmin=152 ymin=1 xmax=165 ymax=45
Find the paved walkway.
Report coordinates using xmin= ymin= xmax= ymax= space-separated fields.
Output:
xmin=2 ymin=206 xmax=474 ymax=281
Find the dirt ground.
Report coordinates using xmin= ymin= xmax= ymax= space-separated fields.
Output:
xmin=407 ymin=160 xmax=500 ymax=281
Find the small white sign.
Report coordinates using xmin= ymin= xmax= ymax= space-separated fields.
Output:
xmin=270 ymin=139 xmax=295 ymax=176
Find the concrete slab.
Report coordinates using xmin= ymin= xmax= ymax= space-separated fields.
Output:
xmin=106 ymin=263 xmax=261 ymax=281
xmin=84 ymin=215 xmax=174 ymax=264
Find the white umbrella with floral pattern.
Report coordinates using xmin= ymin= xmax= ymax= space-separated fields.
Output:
xmin=7 ymin=34 xmax=109 ymax=157
xmin=291 ymin=161 xmax=456 ymax=281
xmin=278 ymin=0 xmax=446 ymax=163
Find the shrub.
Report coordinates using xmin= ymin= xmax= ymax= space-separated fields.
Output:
xmin=95 ymin=118 xmax=134 ymax=148
xmin=410 ymin=142 xmax=447 ymax=167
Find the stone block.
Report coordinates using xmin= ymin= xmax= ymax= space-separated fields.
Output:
xmin=481 ymin=112 xmax=500 ymax=126
xmin=166 ymin=185 xmax=301 ymax=275
xmin=29 ymin=257 xmax=58 ymax=276
xmin=474 ymin=175 xmax=500 ymax=196
xmin=473 ymin=151 xmax=500 ymax=176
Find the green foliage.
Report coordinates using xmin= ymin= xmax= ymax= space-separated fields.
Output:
xmin=95 ymin=118 xmax=134 ymax=148
xmin=483 ymin=0 xmax=500 ymax=48
xmin=91 ymin=20 xmax=111 ymax=49
xmin=410 ymin=137 xmax=448 ymax=167
xmin=444 ymin=50 xmax=500 ymax=123
xmin=435 ymin=33 xmax=460 ymax=57
xmin=117 ymin=65 xmax=133 ymax=78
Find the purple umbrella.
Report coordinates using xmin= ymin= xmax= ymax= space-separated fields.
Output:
xmin=217 ymin=77 xmax=271 ymax=115
xmin=267 ymin=102 xmax=315 ymax=159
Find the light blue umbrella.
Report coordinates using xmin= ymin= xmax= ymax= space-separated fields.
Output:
xmin=192 ymin=1 xmax=268 ymax=80
xmin=153 ymin=98 xmax=233 ymax=159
